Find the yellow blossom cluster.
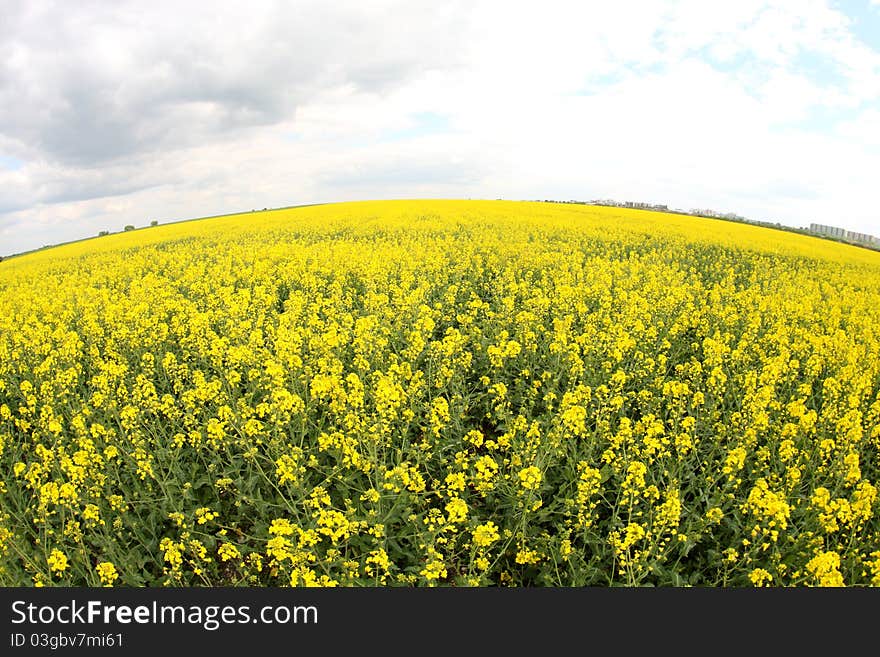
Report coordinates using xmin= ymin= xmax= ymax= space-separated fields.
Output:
xmin=1 ymin=200 xmax=879 ymax=586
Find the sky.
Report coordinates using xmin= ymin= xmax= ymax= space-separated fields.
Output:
xmin=2 ymin=0 xmax=880 ymax=256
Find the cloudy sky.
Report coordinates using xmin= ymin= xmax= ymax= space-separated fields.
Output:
xmin=2 ymin=0 xmax=880 ymax=256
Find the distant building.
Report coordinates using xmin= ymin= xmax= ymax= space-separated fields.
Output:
xmin=810 ymin=223 xmax=878 ymax=246
xmin=810 ymin=223 xmax=845 ymax=238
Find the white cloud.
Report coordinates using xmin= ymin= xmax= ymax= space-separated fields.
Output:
xmin=2 ymin=0 xmax=880 ymax=255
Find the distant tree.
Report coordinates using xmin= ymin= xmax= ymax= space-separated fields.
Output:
xmin=0 ymin=256 xmax=4 ymax=263
xmin=98 ymin=230 xmax=109 ymax=237
xmin=150 ymin=220 xmax=158 ymax=227
xmin=124 ymin=225 xmax=135 ymax=231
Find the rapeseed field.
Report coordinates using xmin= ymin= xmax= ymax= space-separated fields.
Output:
xmin=1 ymin=199 xmax=878 ymax=587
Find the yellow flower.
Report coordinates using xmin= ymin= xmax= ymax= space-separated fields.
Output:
xmin=445 ymin=497 xmax=468 ymax=524
xmin=705 ymin=507 xmax=723 ymax=525
xmin=47 ymin=549 xmax=69 ymax=576
xmin=96 ymin=562 xmax=119 ymax=586
xmin=748 ymin=568 xmax=773 ymax=587
xmin=316 ymin=509 xmax=352 ymax=542
xmin=445 ymin=472 xmax=467 ymax=493
xmin=517 ymin=466 xmax=542 ymax=491
xmin=420 ymin=548 xmax=447 ymax=583
xmin=365 ymin=548 xmax=390 ymax=577
xmin=266 ymin=536 xmax=293 ymax=563
xmin=867 ymin=551 xmax=880 ymax=586
xmin=360 ymin=488 xmax=381 ymax=503
xmin=218 ymin=543 xmax=241 ymax=562
xmin=805 ymin=551 xmax=845 ymax=587
xmin=82 ymin=504 xmax=102 ymax=527
xmin=269 ymin=518 xmax=296 ymax=536
xmin=560 ymin=539 xmax=573 ymax=559
xmin=515 ymin=548 xmax=541 ymax=565
xmin=623 ymin=461 xmax=647 ymax=494
xmin=194 ymin=507 xmax=218 ymax=525
xmin=610 ymin=523 xmax=645 ymax=555
xmin=472 ymin=522 xmax=500 ymax=548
